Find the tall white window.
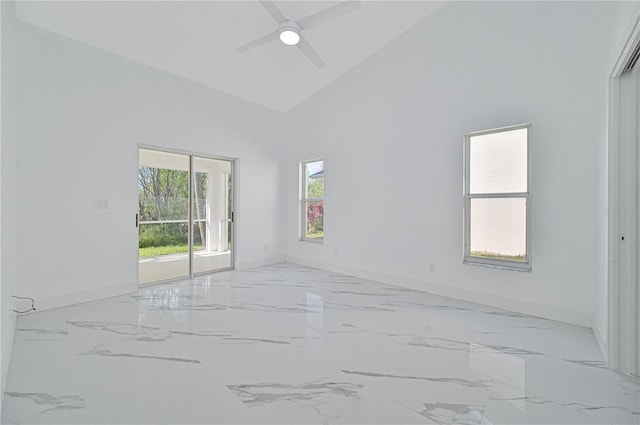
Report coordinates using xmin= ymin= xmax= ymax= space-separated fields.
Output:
xmin=464 ymin=124 xmax=531 ymax=270
xmin=301 ymin=159 xmax=324 ymax=242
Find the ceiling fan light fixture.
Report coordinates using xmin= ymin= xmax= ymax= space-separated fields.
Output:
xmin=280 ymin=29 xmax=300 ymax=46
xmin=279 ymin=21 xmax=300 ymax=46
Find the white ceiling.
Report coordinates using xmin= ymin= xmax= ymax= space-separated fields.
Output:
xmin=15 ymin=1 xmax=444 ymax=112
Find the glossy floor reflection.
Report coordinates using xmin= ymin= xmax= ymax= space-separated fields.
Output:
xmin=2 ymin=263 xmax=638 ymax=424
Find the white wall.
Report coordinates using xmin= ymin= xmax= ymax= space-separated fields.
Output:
xmin=13 ymin=19 xmax=285 ymax=311
xmin=283 ymin=1 xmax=635 ymax=327
xmin=1 ymin=0 xmax=18 ymax=401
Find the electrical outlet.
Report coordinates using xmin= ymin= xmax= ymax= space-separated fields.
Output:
xmin=264 ymin=244 xmax=269 ymax=252
xmin=96 ymin=200 xmax=109 ymax=209
xmin=333 ymin=249 xmax=339 ymax=257
xmin=429 ymin=263 xmax=436 ymax=272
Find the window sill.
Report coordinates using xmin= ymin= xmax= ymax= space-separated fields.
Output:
xmin=463 ymin=258 xmax=531 ymax=272
xmin=300 ymin=238 xmax=324 ymax=244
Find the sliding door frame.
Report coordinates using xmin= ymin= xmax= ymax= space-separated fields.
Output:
xmin=137 ymin=144 xmax=236 ymax=285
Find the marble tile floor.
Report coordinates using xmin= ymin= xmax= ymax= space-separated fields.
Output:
xmin=2 ymin=262 xmax=638 ymax=424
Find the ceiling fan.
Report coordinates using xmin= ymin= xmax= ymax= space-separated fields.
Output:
xmin=235 ymin=1 xmax=361 ymax=69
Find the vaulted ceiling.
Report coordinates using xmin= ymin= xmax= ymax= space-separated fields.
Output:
xmin=15 ymin=1 xmax=445 ymax=112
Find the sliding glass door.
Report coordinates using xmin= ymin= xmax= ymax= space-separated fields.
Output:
xmin=138 ymin=150 xmax=190 ymax=284
xmin=138 ymin=148 xmax=233 ymax=284
xmin=192 ymin=157 xmax=232 ymax=274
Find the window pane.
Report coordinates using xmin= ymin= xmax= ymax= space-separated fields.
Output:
xmin=305 ymin=201 xmax=324 ymax=239
xmin=138 ymin=168 xmax=189 ymax=221
xmin=305 ymin=160 xmax=324 ymax=198
xmin=470 ymin=128 xmax=527 ymax=194
xmin=470 ymin=198 xmax=526 ymax=262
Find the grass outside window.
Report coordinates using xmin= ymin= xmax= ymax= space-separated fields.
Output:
xmin=139 ymin=243 xmax=204 ymax=259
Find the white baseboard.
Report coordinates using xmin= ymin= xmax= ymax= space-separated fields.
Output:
xmin=2 ymin=307 xmax=17 ymax=403
xmin=592 ymin=316 xmax=608 ymax=362
xmin=236 ymin=255 xmax=285 ymax=271
xmin=285 ymin=256 xmax=593 ymax=328
xmin=33 ymin=282 xmax=136 ymax=313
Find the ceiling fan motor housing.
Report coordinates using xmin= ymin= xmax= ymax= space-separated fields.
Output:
xmin=279 ymin=20 xmax=301 ymax=46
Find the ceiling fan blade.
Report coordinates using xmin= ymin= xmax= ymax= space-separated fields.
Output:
xmin=297 ymin=36 xmax=326 ymax=69
xmin=259 ymin=0 xmax=287 ymax=24
xmin=235 ymin=30 xmax=280 ymax=53
xmin=297 ymin=1 xmax=361 ymax=30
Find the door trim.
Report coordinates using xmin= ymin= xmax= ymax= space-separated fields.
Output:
xmin=608 ymin=11 xmax=640 ymax=376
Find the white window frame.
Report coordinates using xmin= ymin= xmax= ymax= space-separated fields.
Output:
xmin=463 ymin=123 xmax=532 ymax=271
xmin=300 ymin=159 xmax=324 ymax=243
